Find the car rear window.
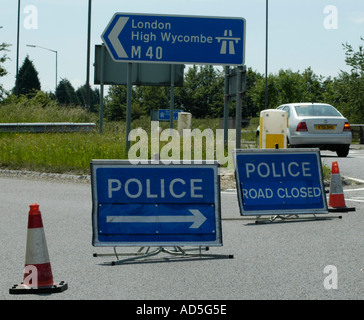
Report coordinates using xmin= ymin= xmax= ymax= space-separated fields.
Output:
xmin=294 ymin=104 xmax=341 ymax=117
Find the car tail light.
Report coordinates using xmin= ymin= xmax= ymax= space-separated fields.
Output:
xmin=343 ymin=122 xmax=351 ymax=132
xmin=296 ymin=121 xmax=308 ymax=132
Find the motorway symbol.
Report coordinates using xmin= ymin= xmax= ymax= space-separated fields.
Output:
xmin=216 ymin=30 xmax=241 ymax=54
xmin=101 ymin=13 xmax=245 ymax=65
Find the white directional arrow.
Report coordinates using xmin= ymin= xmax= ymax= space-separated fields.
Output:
xmin=105 ymin=16 xmax=129 ymax=58
xmin=106 ymin=209 xmax=207 ymax=229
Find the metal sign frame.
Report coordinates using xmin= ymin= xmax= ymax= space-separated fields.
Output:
xmin=94 ymin=44 xmax=184 ymax=86
xmin=91 ymin=160 xmax=223 ymax=247
xmin=234 ymin=148 xmax=328 ymax=216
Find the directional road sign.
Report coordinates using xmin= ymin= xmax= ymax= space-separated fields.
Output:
xmin=234 ymin=149 xmax=328 ymax=216
xmin=101 ymin=13 xmax=245 ymax=65
xmin=91 ymin=160 xmax=222 ymax=246
xmin=158 ymin=109 xmax=182 ymax=121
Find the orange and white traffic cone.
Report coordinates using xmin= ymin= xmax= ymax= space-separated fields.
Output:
xmin=9 ymin=204 xmax=67 ymax=294
xmin=328 ymin=162 xmax=355 ymax=212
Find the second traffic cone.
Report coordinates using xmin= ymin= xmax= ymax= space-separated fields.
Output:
xmin=328 ymin=162 xmax=355 ymax=212
xmin=9 ymin=204 xmax=67 ymax=294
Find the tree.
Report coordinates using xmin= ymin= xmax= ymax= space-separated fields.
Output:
xmin=55 ymin=78 xmax=78 ymax=105
xmin=175 ymin=65 xmax=224 ymax=118
xmin=104 ymin=85 xmax=128 ymax=121
xmin=75 ymin=84 xmax=100 ymax=112
xmin=251 ymin=68 xmax=330 ymax=114
xmin=251 ymin=73 xmax=279 ymax=111
xmin=275 ymin=69 xmax=302 ymax=104
xmin=343 ymin=37 xmax=364 ymax=122
xmin=0 ymin=42 xmax=11 ymax=101
xmin=343 ymin=37 xmax=364 ymax=75
xmin=134 ymin=86 xmax=169 ymax=116
xmin=13 ymin=55 xmax=41 ymax=96
xmin=243 ymin=68 xmax=264 ymax=118
xmin=330 ymin=38 xmax=364 ymax=123
xmin=299 ymin=67 xmax=325 ymax=102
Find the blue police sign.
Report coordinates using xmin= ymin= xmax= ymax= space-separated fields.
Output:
xmin=101 ymin=13 xmax=245 ymax=65
xmin=91 ymin=160 xmax=222 ymax=246
xmin=234 ymin=149 xmax=328 ymax=216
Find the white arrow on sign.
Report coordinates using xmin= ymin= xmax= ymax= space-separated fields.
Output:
xmin=106 ymin=209 xmax=207 ymax=229
xmin=106 ymin=16 xmax=129 ymax=58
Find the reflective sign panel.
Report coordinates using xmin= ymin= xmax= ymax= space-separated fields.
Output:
xmin=91 ymin=160 xmax=222 ymax=246
xmin=234 ymin=149 xmax=328 ymax=216
xmin=101 ymin=13 xmax=245 ymax=65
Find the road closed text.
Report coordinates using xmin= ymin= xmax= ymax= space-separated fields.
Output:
xmin=242 ymin=186 xmax=322 ymax=200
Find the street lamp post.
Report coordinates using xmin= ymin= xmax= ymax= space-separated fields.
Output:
xmin=16 ymin=0 xmax=21 ymax=97
xmin=86 ymin=0 xmax=92 ymax=109
xmin=265 ymin=0 xmax=269 ymax=110
xmin=26 ymin=44 xmax=58 ymax=93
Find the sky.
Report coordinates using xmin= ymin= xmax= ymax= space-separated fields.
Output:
xmin=1 ymin=0 xmax=364 ymax=93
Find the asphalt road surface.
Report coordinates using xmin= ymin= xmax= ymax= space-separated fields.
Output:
xmin=1 ymin=163 xmax=363 ymax=302
xmin=321 ymin=145 xmax=364 ymax=183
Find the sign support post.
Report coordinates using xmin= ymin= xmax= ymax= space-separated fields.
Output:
xmin=169 ymin=65 xmax=175 ymax=129
xmin=126 ymin=63 xmax=132 ymax=151
xmin=223 ymin=66 xmax=230 ymax=145
xmin=99 ymin=44 xmax=105 ymax=134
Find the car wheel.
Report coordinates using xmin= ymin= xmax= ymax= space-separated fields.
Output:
xmin=336 ymin=145 xmax=350 ymax=157
xmin=287 ymin=137 xmax=291 ymax=148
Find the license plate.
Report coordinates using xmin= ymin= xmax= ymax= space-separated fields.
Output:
xmin=315 ymin=124 xmax=335 ymax=130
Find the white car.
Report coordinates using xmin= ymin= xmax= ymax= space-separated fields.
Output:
xmin=257 ymin=103 xmax=352 ymax=157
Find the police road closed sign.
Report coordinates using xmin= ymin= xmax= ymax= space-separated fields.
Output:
xmin=91 ymin=160 xmax=222 ymax=246
xmin=234 ymin=149 xmax=328 ymax=216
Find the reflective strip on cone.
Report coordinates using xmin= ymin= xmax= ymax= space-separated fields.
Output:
xmin=329 ymin=173 xmax=343 ymax=195
xmin=25 ymin=228 xmax=50 ymax=265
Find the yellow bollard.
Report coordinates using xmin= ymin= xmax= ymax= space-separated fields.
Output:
xmin=259 ymin=109 xmax=288 ymax=149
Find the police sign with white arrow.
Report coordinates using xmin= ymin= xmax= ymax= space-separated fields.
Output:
xmin=91 ymin=160 xmax=222 ymax=246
